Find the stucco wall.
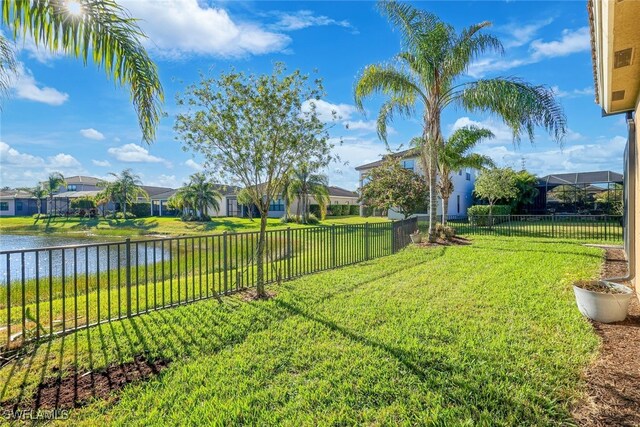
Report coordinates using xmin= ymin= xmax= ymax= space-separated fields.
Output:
xmin=0 ymin=199 xmax=16 ymax=216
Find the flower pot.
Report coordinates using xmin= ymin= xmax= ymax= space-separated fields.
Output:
xmin=573 ymin=280 xmax=633 ymax=323
xmin=410 ymin=234 xmax=422 ymax=244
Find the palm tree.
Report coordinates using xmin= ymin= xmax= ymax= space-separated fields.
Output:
xmin=354 ymin=0 xmax=566 ymax=242
xmin=181 ymin=173 xmax=221 ymax=220
xmin=1 ymin=0 xmax=163 ymax=142
xmin=287 ymin=163 xmax=329 ymax=223
xmin=435 ymin=125 xmax=495 ymax=224
xmin=19 ymin=186 xmax=47 ymax=216
xmin=44 ymin=172 xmax=65 ymax=216
xmin=105 ymin=169 xmax=148 ymax=216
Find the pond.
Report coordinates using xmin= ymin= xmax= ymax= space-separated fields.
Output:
xmin=0 ymin=234 xmax=168 ymax=285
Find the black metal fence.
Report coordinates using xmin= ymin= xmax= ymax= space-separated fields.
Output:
xmin=0 ymin=218 xmax=417 ymax=352
xmin=437 ymin=214 xmax=624 ymax=241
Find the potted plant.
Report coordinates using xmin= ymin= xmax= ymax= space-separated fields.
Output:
xmin=573 ymin=280 xmax=633 ymax=323
xmin=410 ymin=230 xmax=422 ymax=244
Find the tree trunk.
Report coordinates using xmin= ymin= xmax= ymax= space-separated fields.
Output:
xmin=425 ymin=114 xmax=442 ymax=243
xmin=255 ymin=213 xmax=268 ymax=297
xmin=441 ymin=197 xmax=449 ymax=226
xmin=37 ymin=200 xmax=41 ymax=215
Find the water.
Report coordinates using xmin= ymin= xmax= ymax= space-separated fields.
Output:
xmin=0 ymin=234 xmax=168 ymax=285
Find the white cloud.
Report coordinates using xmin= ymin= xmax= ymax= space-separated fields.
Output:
xmin=0 ymin=141 xmax=45 ymax=166
xmin=80 ymin=128 xmax=105 ymax=140
xmin=107 ymin=143 xmax=172 ymax=167
xmin=531 ymin=27 xmax=590 ymax=59
xmin=184 ymin=159 xmax=203 ymax=171
xmin=146 ymin=174 xmax=181 ymax=188
xmin=92 ymin=159 xmax=111 ymax=167
xmin=344 ymin=120 xmax=377 ymax=133
xmin=119 ymin=0 xmax=289 ymax=58
xmin=270 ymin=10 xmax=353 ymax=32
xmin=48 ymin=153 xmax=81 ymax=168
xmin=302 ymin=99 xmax=357 ymax=122
xmin=11 ymin=64 xmax=68 ymax=105
xmin=500 ymin=18 xmax=554 ymax=48
xmin=467 ymin=27 xmax=591 ymax=78
xmin=474 ymin=135 xmax=626 ymax=176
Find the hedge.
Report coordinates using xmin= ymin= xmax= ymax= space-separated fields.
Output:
xmin=130 ymin=202 xmax=151 ymax=218
xmin=468 ymin=205 xmax=512 ymax=226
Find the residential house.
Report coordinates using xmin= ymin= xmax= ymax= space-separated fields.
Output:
xmin=355 ymin=148 xmax=476 ymax=219
xmin=151 ymin=184 xmax=242 ymax=217
xmin=0 ymin=189 xmax=47 ymax=217
xmin=589 ymin=0 xmax=638 ymax=298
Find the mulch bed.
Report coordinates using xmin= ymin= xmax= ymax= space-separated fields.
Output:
xmin=572 ymin=247 xmax=640 ymax=427
xmin=240 ymin=288 xmax=277 ymax=302
xmin=415 ymin=236 xmax=472 ymax=247
xmin=2 ymin=356 xmax=169 ymax=411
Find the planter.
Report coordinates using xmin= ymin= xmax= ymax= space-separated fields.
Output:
xmin=573 ymin=280 xmax=633 ymax=323
xmin=410 ymin=233 xmax=422 ymax=244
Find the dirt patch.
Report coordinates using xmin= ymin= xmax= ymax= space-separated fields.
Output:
xmin=240 ymin=288 xmax=277 ymax=302
xmin=415 ymin=236 xmax=472 ymax=247
xmin=2 ymin=356 xmax=169 ymax=411
xmin=572 ymin=248 xmax=640 ymax=427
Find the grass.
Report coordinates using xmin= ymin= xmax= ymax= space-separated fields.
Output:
xmin=0 ymin=215 xmax=388 ymax=237
xmin=0 ymin=236 xmax=603 ymax=426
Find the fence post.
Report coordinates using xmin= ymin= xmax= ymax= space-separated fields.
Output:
xmin=391 ymin=220 xmax=396 ymax=254
xmin=331 ymin=224 xmax=337 ymax=268
xmin=286 ymin=227 xmax=292 ymax=279
xmin=604 ymin=215 xmax=608 ymax=241
xmin=551 ymin=214 xmax=555 ymax=238
xmin=223 ymin=232 xmax=228 ymax=293
xmin=365 ymin=222 xmax=370 ymax=261
xmin=125 ymin=238 xmax=132 ymax=317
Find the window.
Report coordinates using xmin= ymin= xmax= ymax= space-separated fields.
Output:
xmin=400 ymin=159 xmax=415 ymax=170
xmin=16 ymin=201 xmax=23 ymax=211
xmin=0 ymin=202 xmax=8 ymax=211
xmin=465 ymin=169 xmax=471 ymax=181
xmin=458 ymin=170 xmax=462 ymax=176
xmin=269 ymin=198 xmax=284 ymax=211
xmin=67 ymin=184 xmax=77 ymax=191
xmin=457 ymin=195 xmax=461 ymax=214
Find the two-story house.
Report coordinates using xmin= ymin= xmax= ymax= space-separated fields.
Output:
xmin=355 ymin=149 xmax=477 ymax=219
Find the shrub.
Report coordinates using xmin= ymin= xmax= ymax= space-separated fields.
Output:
xmin=435 ymin=224 xmax=456 ymax=240
xmin=113 ymin=212 xmax=136 ymax=220
xmin=130 ymin=203 xmax=151 ymax=218
xmin=309 ymin=204 xmax=321 ymax=218
xmin=280 ymin=214 xmax=320 ymax=225
xmin=70 ymin=197 xmax=96 ymax=210
xmin=468 ymin=205 xmax=511 ymax=226
xmin=349 ymin=205 xmax=359 ymax=215
xmin=305 ymin=213 xmax=320 ymax=224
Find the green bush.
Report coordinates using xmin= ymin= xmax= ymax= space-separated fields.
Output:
xmin=280 ymin=213 xmax=320 ymax=225
xmin=70 ymin=197 xmax=95 ymax=210
xmin=435 ymin=224 xmax=456 ymax=240
xmin=130 ymin=203 xmax=151 ymax=218
xmin=468 ymin=205 xmax=511 ymax=226
xmin=309 ymin=204 xmax=321 ymax=218
xmin=113 ymin=212 xmax=136 ymax=220
xmin=327 ymin=204 xmax=351 ymax=216
xmin=349 ymin=205 xmax=359 ymax=215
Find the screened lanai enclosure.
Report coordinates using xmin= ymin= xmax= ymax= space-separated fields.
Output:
xmin=528 ymin=171 xmax=624 ymax=215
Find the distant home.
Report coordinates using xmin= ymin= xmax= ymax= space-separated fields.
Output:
xmin=355 ymin=148 xmax=476 ymax=218
xmin=0 ymin=189 xmax=46 ymax=217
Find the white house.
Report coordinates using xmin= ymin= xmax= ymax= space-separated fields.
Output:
xmin=150 ymin=184 xmax=242 ymax=217
xmin=355 ymin=148 xmax=477 ymax=219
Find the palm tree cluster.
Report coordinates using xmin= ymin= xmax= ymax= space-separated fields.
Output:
xmin=44 ymin=172 xmax=66 ymax=215
xmin=355 ymin=0 xmax=566 ymax=242
xmin=284 ymin=163 xmax=330 ymax=223
xmin=98 ymin=169 xmax=148 ymax=217
xmin=169 ymin=173 xmax=222 ymax=221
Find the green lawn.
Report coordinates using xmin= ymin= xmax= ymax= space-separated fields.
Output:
xmin=0 ymin=236 xmax=602 ymax=426
xmin=0 ymin=215 xmax=389 ymax=237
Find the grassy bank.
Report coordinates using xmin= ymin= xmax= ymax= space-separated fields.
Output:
xmin=0 ymin=215 xmax=389 ymax=237
xmin=0 ymin=236 xmax=602 ymax=425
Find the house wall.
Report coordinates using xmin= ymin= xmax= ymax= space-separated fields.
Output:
xmin=0 ymin=199 xmax=16 ymax=216
xmin=358 ymin=156 xmax=477 ymax=219
xmin=633 ymin=95 xmax=639 ymax=298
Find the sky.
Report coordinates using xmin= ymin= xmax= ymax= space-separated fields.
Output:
xmin=0 ymin=0 xmax=628 ymax=191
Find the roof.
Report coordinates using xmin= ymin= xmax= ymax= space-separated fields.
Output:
xmin=149 ymin=184 xmax=240 ymax=200
xmin=150 ymin=189 xmax=179 ymax=200
xmin=140 ymin=185 xmax=175 ymax=197
xmin=537 ymin=171 xmax=624 ymax=186
xmin=53 ymin=190 xmax=101 ymax=198
xmin=354 ymin=148 xmax=419 ymax=171
xmin=327 ymin=186 xmax=358 ymax=198
xmin=0 ymin=189 xmax=37 ymax=199
xmin=63 ymin=176 xmax=104 ymax=186
xmin=587 ymin=0 xmax=599 ymax=105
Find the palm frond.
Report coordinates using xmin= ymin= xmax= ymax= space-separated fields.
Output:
xmin=376 ymin=0 xmax=440 ymax=52
xmin=456 ymin=77 xmax=566 ymax=144
xmin=354 ymin=63 xmax=423 ymax=112
xmin=2 ymin=0 xmax=163 ymax=142
xmin=376 ymin=96 xmax=415 ymax=142
xmin=444 ymin=22 xmax=503 ymax=79
xmin=0 ymin=33 xmax=17 ymax=98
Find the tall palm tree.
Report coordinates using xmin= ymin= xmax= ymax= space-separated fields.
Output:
xmin=288 ymin=163 xmax=329 ymax=223
xmin=44 ymin=172 xmax=65 ymax=215
xmin=435 ymin=125 xmax=495 ymax=224
xmin=1 ymin=0 xmax=163 ymax=142
xmin=355 ymin=0 xmax=566 ymax=242
xmin=19 ymin=186 xmax=47 ymax=215
xmin=181 ymin=173 xmax=221 ymax=220
xmin=105 ymin=169 xmax=148 ymax=216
